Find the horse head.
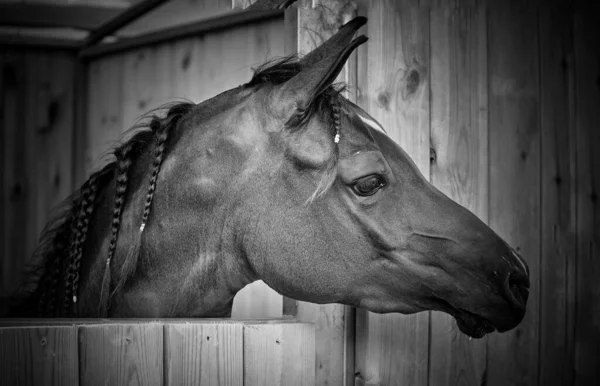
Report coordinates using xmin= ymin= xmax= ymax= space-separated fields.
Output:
xmin=138 ymin=17 xmax=530 ymax=338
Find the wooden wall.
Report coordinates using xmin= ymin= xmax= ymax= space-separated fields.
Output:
xmin=1 ymin=0 xmax=599 ymax=385
xmin=350 ymin=0 xmax=600 ymax=385
xmin=0 ymin=48 xmax=75 ymax=295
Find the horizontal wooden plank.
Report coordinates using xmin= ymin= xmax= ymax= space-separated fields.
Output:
xmin=0 ymin=3 xmax=124 ymax=31
xmin=0 ymin=325 xmax=78 ymax=386
xmin=0 ymin=317 xmax=297 ymax=326
xmin=0 ymin=34 xmax=79 ymax=51
xmin=79 ymin=9 xmax=283 ymax=59
xmin=82 ymin=0 xmax=171 ymax=47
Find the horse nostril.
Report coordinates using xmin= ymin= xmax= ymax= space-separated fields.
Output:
xmin=505 ymin=271 xmax=529 ymax=309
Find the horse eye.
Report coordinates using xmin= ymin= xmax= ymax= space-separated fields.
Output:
xmin=352 ymin=175 xmax=386 ymax=196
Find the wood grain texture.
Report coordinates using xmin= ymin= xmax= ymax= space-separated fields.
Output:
xmin=573 ymin=6 xmax=600 ymax=385
xmin=538 ymin=5 xmax=577 ymax=386
xmin=0 ymin=51 xmax=27 ymax=295
xmin=243 ymin=322 xmax=315 ymax=386
xmin=428 ymin=3 xmax=488 ymax=385
xmin=282 ymin=1 xmax=357 ymax=385
xmin=78 ymin=323 xmax=163 ymax=386
xmin=486 ymin=3 xmax=541 ymax=386
xmin=354 ymin=1 xmax=430 ymax=385
xmin=164 ymin=322 xmax=243 ymax=386
xmin=85 ymin=54 xmax=125 ymax=176
xmin=0 ymin=50 xmax=75 ymax=295
xmin=0 ymin=326 xmax=78 ymax=386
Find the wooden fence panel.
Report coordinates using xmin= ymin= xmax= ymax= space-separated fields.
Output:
xmin=243 ymin=322 xmax=315 ymax=386
xmin=428 ymin=2 xmax=488 ymax=386
xmin=78 ymin=323 xmax=164 ymax=386
xmin=164 ymin=322 xmax=243 ymax=386
xmin=354 ymin=0 xmax=430 ymax=385
xmin=0 ymin=326 xmax=78 ymax=386
xmin=539 ymin=5 xmax=577 ymax=386
xmin=486 ymin=3 xmax=541 ymax=386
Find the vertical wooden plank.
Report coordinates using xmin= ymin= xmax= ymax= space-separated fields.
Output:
xmin=354 ymin=0 xmax=430 ymax=385
xmin=164 ymin=322 xmax=243 ymax=386
xmin=79 ymin=323 xmax=163 ymax=386
xmin=486 ymin=2 xmax=540 ymax=386
xmin=121 ymin=47 xmax=157 ymax=131
xmin=33 ymin=52 xmax=75 ymax=246
xmin=573 ymin=6 xmax=600 ymax=385
xmin=538 ymin=4 xmax=577 ymax=386
xmin=428 ymin=2 xmax=488 ymax=385
xmin=282 ymin=1 xmax=357 ymax=385
xmin=0 ymin=50 xmax=5 ymax=299
xmin=243 ymin=323 xmax=315 ymax=386
xmin=1 ymin=51 xmax=28 ymax=295
xmin=0 ymin=326 xmax=78 ymax=386
xmin=85 ymin=54 xmax=124 ymax=176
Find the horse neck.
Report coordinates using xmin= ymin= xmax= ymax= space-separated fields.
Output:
xmin=78 ymin=124 xmax=257 ymax=317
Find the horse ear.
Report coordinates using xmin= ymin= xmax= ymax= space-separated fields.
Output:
xmin=271 ymin=34 xmax=367 ymax=120
xmin=297 ymin=17 xmax=367 ymax=68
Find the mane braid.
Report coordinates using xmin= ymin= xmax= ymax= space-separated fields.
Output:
xmin=98 ymin=142 xmax=134 ymax=316
xmin=140 ymin=114 xmax=176 ymax=232
xmin=64 ymin=171 xmax=100 ymax=315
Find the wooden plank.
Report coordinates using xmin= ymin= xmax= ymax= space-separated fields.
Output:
xmin=164 ymin=322 xmax=243 ymax=386
xmin=0 ymin=50 xmax=4 ymax=300
xmin=31 ymin=52 xmax=75 ymax=254
xmin=354 ymin=0 xmax=430 ymax=385
xmin=573 ymin=6 xmax=600 ymax=385
xmin=81 ymin=0 xmax=171 ymax=48
xmin=282 ymin=1 xmax=357 ymax=385
xmin=0 ymin=3 xmax=123 ymax=31
xmin=486 ymin=2 xmax=540 ymax=386
xmin=85 ymin=54 xmax=124 ymax=175
xmin=121 ymin=46 xmax=157 ymax=130
xmin=428 ymin=2 xmax=488 ymax=385
xmin=538 ymin=5 xmax=577 ymax=386
xmin=0 ymin=326 xmax=78 ymax=386
xmin=79 ymin=9 xmax=284 ymax=59
xmin=1 ymin=50 xmax=28 ymax=294
xmin=0 ymin=35 xmax=80 ymax=49
xmin=78 ymin=322 xmax=163 ymax=386
xmin=243 ymin=322 xmax=315 ymax=386
xmin=0 ymin=318 xmax=296 ymax=327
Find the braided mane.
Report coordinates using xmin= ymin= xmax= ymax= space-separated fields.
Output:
xmin=7 ymin=102 xmax=193 ymax=317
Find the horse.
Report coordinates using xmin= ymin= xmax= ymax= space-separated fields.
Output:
xmin=5 ymin=15 xmax=529 ymax=339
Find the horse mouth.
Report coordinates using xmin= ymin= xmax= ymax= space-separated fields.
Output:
xmin=453 ymin=308 xmax=496 ymax=338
